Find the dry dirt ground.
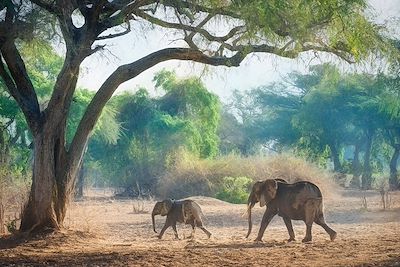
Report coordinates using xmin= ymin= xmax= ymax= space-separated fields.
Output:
xmin=0 ymin=189 xmax=399 ymax=267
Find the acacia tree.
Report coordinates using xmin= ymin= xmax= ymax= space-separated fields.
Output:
xmin=0 ymin=0 xmax=385 ymax=232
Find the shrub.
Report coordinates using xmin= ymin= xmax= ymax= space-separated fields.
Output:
xmin=216 ymin=176 xmax=253 ymax=204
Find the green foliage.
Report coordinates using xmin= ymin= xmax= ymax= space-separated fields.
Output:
xmin=87 ymin=72 xmax=221 ymax=194
xmin=222 ymin=63 xmax=400 ymax=188
xmin=68 ymin=89 xmax=121 ymax=146
xmin=216 ymin=176 xmax=253 ymax=204
xmin=231 ymin=0 xmax=384 ymax=60
xmin=19 ymin=40 xmax=63 ymax=102
xmin=0 ymin=39 xmax=64 ymax=176
xmin=155 ymin=70 xmax=221 ymax=158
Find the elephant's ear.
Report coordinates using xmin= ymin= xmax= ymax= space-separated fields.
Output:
xmin=260 ymin=179 xmax=278 ymax=207
xmin=259 ymin=193 xmax=267 ymax=207
xmin=265 ymin=179 xmax=278 ymax=199
xmin=251 ymin=181 xmax=266 ymax=207
xmin=161 ymin=199 xmax=174 ymax=216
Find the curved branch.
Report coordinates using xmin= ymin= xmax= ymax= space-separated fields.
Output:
xmin=0 ymin=43 xmax=42 ymax=134
xmin=30 ymin=0 xmax=58 ymax=14
xmin=161 ymin=0 xmax=241 ymax=19
xmin=96 ymin=23 xmax=131 ymax=40
xmin=98 ymin=0 xmax=158 ymax=31
xmin=301 ymin=44 xmax=355 ymax=63
xmin=136 ymin=10 xmax=244 ymax=43
xmin=68 ymin=47 xmax=248 ymax=167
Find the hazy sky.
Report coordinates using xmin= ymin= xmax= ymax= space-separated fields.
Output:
xmin=77 ymin=0 xmax=400 ymax=102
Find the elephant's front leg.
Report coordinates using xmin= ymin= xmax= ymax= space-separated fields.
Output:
xmin=255 ymin=208 xmax=276 ymax=242
xmin=282 ymin=216 xmax=295 ymax=242
xmin=158 ymin=221 xmax=171 ymax=239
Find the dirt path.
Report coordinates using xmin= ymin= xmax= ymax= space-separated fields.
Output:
xmin=0 ymin=190 xmax=399 ymax=266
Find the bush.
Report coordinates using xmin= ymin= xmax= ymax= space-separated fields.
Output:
xmin=216 ymin=176 xmax=252 ymax=204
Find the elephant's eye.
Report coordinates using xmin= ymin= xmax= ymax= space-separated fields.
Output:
xmin=268 ymin=188 xmax=276 ymax=195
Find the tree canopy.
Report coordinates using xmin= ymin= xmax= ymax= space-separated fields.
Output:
xmin=224 ymin=62 xmax=400 ymax=189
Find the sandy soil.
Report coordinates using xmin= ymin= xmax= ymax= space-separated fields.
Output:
xmin=0 ymin=189 xmax=399 ymax=266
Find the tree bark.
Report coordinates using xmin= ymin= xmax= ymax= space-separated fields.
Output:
xmin=75 ymin=163 xmax=85 ymax=199
xmin=329 ymin=143 xmax=342 ymax=173
xmin=20 ymin=129 xmax=61 ymax=231
xmin=350 ymin=143 xmax=362 ymax=188
xmin=20 ymin=118 xmax=84 ymax=232
xmin=19 ymin=51 xmax=84 ymax=232
xmin=389 ymin=144 xmax=400 ymax=190
xmin=361 ymin=129 xmax=374 ymax=190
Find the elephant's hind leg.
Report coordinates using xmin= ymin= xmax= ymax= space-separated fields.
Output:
xmin=199 ymin=226 xmax=212 ymax=238
xmin=314 ymin=214 xmax=337 ymax=241
xmin=196 ymin=221 xmax=211 ymax=238
xmin=172 ymin=223 xmax=180 ymax=239
xmin=303 ymin=199 xmax=318 ymax=243
xmin=189 ymin=221 xmax=196 ymax=239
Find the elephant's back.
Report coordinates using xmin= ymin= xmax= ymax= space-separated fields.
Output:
xmin=281 ymin=181 xmax=322 ymax=198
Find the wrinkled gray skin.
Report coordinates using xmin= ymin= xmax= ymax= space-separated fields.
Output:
xmin=152 ymin=199 xmax=212 ymax=239
xmin=246 ymin=179 xmax=337 ymax=243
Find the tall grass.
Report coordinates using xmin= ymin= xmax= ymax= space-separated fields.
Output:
xmin=157 ymin=152 xmax=336 ymax=200
xmin=0 ymin=167 xmax=30 ymax=234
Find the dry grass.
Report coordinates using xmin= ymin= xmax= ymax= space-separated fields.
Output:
xmin=0 ymin=168 xmax=30 ymax=234
xmin=158 ymin=153 xmax=337 ymax=199
xmin=131 ymin=199 xmax=149 ymax=214
xmin=0 ymin=189 xmax=399 ymax=266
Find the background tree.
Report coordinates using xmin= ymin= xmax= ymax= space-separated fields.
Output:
xmin=68 ymin=89 xmax=121 ymax=198
xmin=0 ymin=0 xmax=386 ymax=232
xmin=225 ymin=64 xmax=399 ymax=189
xmin=379 ymin=74 xmax=400 ymax=189
xmin=88 ymin=71 xmax=220 ymax=196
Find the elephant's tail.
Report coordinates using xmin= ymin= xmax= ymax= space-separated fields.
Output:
xmin=191 ymin=201 xmax=207 ymax=223
xmin=194 ymin=201 xmax=205 ymax=217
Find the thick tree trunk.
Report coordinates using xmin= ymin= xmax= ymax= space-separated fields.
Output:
xmin=329 ymin=143 xmax=342 ymax=173
xmin=20 ymin=120 xmax=82 ymax=232
xmin=361 ymin=129 xmax=374 ymax=190
xmin=0 ymin=129 xmax=10 ymax=165
xmin=20 ymin=130 xmax=61 ymax=232
xmin=389 ymin=144 xmax=400 ymax=190
xmin=350 ymin=143 xmax=362 ymax=188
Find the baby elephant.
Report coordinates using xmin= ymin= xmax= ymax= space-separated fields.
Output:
xmin=151 ymin=199 xmax=212 ymax=239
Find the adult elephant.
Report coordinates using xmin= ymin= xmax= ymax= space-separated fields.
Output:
xmin=246 ymin=179 xmax=336 ymax=242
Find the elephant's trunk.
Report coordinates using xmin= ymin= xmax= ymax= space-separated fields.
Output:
xmin=245 ymin=193 xmax=256 ymax=238
xmin=152 ymin=212 xmax=157 ymax=233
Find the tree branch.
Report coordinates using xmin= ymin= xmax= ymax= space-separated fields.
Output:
xmin=161 ymin=0 xmax=241 ymax=19
xmin=96 ymin=23 xmax=131 ymax=40
xmin=30 ymin=0 xmax=58 ymax=14
xmin=136 ymin=10 xmax=244 ymax=43
xmin=68 ymin=47 xmax=248 ymax=167
xmin=0 ymin=43 xmax=42 ymax=134
xmin=44 ymin=52 xmax=82 ymax=128
xmin=98 ymin=0 xmax=158 ymax=31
